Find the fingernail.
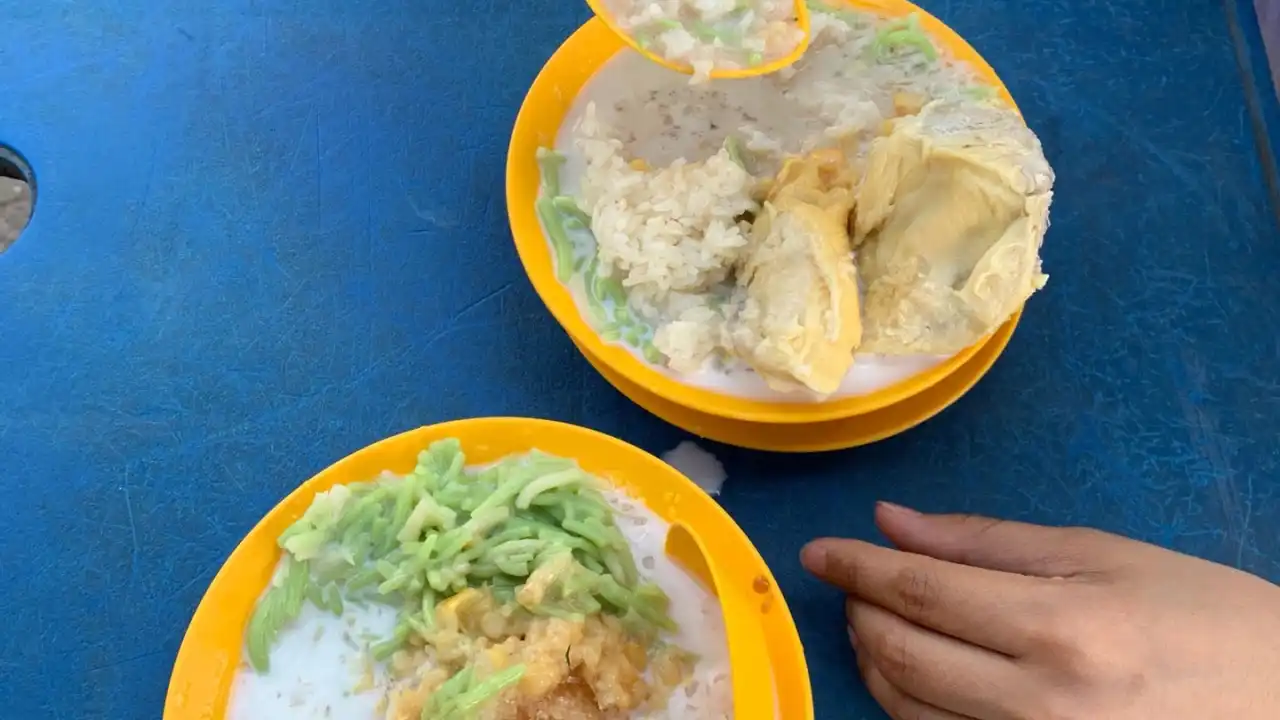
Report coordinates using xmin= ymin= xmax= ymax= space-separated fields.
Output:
xmin=800 ymin=543 xmax=828 ymax=574
xmin=847 ymin=625 xmax=860 ymax=651
xmin=878 ymin=501 xmax=921 ymax=517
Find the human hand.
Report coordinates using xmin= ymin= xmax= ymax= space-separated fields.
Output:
xmin=800 ymin=502 xmax=1280 ymax=720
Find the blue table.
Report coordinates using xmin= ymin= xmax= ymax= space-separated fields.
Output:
xmin=3 ymin=1 xmax=1279 ymax=717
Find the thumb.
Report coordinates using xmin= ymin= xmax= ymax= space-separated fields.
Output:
xmin=873 ymin=502 xmax=1122 ymax=578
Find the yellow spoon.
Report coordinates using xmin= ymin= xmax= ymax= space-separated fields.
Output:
xmin=583 ymin=0 xmax=812 ymax=80
xmin=665 ymin=519 xmax=777 ymax=718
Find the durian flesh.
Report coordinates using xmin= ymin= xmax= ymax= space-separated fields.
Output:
xmin=853 ymin=97 xmax=1054 ymax=356
xmin=730 ymin=150 xmax=863 ymax=396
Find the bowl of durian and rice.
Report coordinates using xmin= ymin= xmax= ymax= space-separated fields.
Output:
xmin=515 ymin=1 xmax=1055 ymax=424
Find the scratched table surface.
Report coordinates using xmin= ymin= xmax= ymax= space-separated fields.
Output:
xmin=3 ymin=0 xmax=1280 ymax=717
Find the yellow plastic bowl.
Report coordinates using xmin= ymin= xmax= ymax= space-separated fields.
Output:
xmin=164 ymin=418 xmax=812 ymax=720
xmin=576 ymin=311 xmax=1019 ymax=452
xmin=507 ymin=0 xmax=1022 ymax=426
xmin=583 ymin=0 xmax=813 ymax=80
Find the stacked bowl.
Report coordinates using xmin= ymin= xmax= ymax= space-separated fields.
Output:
xmin=507 ymin=0 xmax=1029 ymax=452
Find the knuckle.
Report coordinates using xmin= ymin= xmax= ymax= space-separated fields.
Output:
xmin=1024 ymin=596 xmax=1149 ymax=692
xmin=1023 ymin=585 xmax=1109 ymax=646
xmin=1023 ymin=598 xmax=1078 ymax=645
xmin=1028 ymin=529 xmax=1105 ymax=577
xmin=890 ymin=565 xmax=940 ymax=618
xmin=1057 ymin=527 xmax=1120 ymax=563
xmin=962 ymin=513 xmax=1009 ymax=535
xmin=863 ymin=666 xmax=921 ymax=720
xmin=958 ymin=513 xmax=1010 ymax=538
xmin=1026 ymin=606 xmax=1099 ymax=667
xmin=866 ymin=624 xmax=917 ymax=687
xmin=945 ymin=514 xmax=1008 ymax=558
xmin=1032 ymin=544 xmax=1087 ymax=575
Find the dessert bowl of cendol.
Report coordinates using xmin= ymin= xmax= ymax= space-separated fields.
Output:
xmin=164 ymin=418 xmax=810 ymax=720
xmin=507 ymin=0 xmax=1051 ymax=426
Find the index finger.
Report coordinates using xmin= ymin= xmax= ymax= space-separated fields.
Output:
xmin=802 ymin=537 xmax=1051 ymax=655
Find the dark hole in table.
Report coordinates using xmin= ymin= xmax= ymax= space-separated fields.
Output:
xmin=0 ymin=144 xmax=35 ymax=252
